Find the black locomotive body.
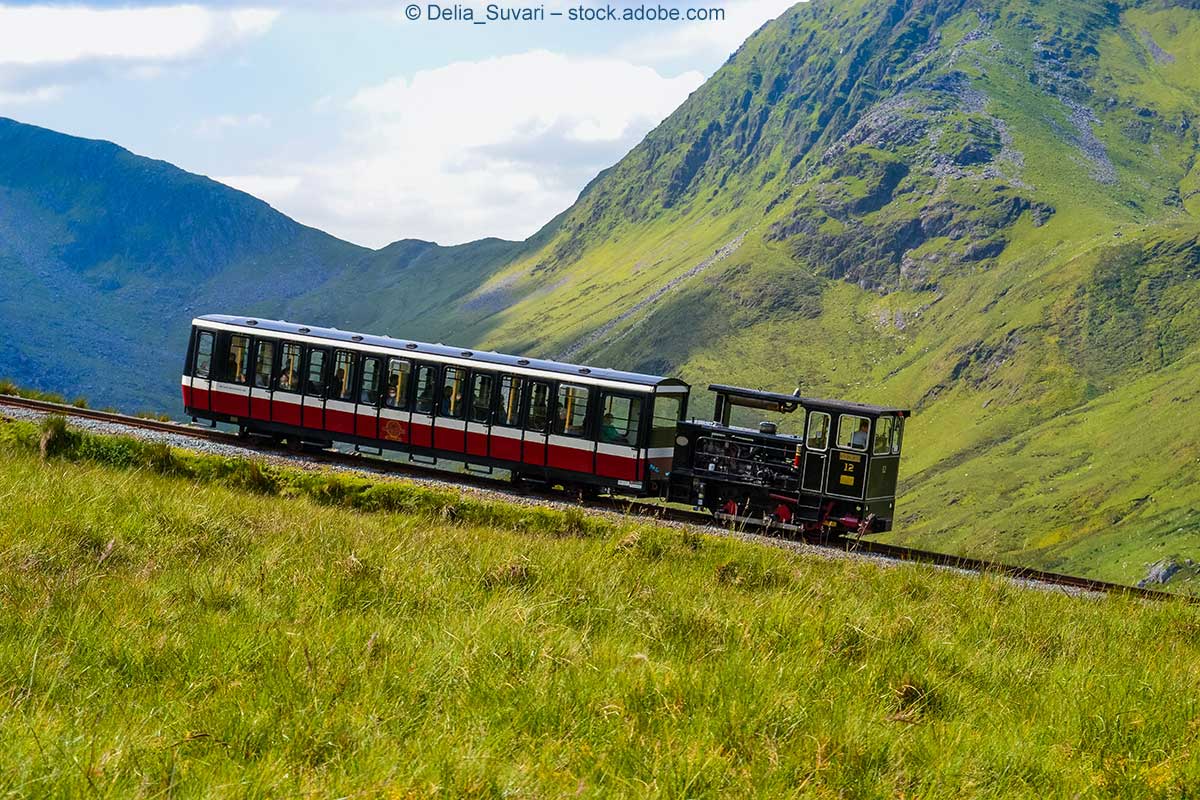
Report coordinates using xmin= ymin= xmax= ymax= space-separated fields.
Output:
xmin=666 ymin=385 xmax=908 ymax=535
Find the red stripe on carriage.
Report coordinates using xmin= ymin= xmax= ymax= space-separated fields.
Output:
xmin=433 ymin=426 xmax=465 ymax=453
xmin=547 ymin=444 xmax=593 ymax=473
xmin=596 ymin=452 xmax=639 ymax=481
xmin=490 ymin=436 xmax=520 ymax=462
xmin=325 ymin=406 xmax=356 ymax=436
xmin=356 ymin=413 xmax=378 ymax=439
xmin=210 ymin=389 xmax=248 ymax=417
xmin=273 ymin=398 xmax=301 ymax=426
xmin=522 ymin=439 xmax=546 ymax=465
xmin=409 ymin=421 xmax=432 ymax=448
xmin=250 ymin=396 xmax=271 ymax=421
xmin=466 ymin=431 xmax=489 ymax=457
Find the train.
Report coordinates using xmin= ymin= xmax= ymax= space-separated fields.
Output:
xmin=182 ymin=315 xmax=909 ymax=535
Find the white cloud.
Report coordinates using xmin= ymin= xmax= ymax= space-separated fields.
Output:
xmin=196 ymin=112 xmax=271 ymax=138
xmin=0 ymin=85 xmax=64 ymax=105
xmin=0 ymin=5 xmax=279 ymax=66
xmin=229 ymin=50 xmax=704 ymax=248
xmin=619 ymin=0 xmax=800 ymax=64
xmin=0 ymin=4 xmax=279 ymax=105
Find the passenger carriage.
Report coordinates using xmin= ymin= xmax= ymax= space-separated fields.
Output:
xmin=181 ymin=315 xmax=689 ymax=495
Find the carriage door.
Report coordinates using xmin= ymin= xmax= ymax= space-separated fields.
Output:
xmin=211 ymin=332 xmax=251 ymax=418
xmin=466 ymin=372 xmax=494 ymax=458
xmin=522 ymin=380 xmax=551 ymax=466
xmin=187 ymin=329 xmax=215 ymax=413
xmin=801 ymin=411 xmax=830 ymax=493
xmin=249 ymin=338 xmax=276 ymax=423
xmin=596 ymin=392 xmax=641 ymax=482
xmin=301 ymin=347 xmax=329 ymax=429
xmin=355 ymin=356 xmax=383 ymax=439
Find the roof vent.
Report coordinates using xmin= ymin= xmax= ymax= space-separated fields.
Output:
xmin=517 ymin=358 xmax=530 ymax=366
xmin=578 ymin=367 xmax=591 ymax=374
xmin=298 ymin=327 xmax=311 ymax=334
xmin=351 ymin=335 xmax=364 ymax=342
xmin=405 ymin=343 xmax=418 ymax=350
xmin=461 ymin=350 xmax=473 ymax=357
xmin=245 ymin=319 xmax=258 ymax=326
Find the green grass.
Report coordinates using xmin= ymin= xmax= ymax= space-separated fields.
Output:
xmin=4 ymin=420 xmax=1200 ymax=795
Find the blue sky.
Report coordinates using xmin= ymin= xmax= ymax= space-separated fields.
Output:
xmin=0 ymin=0 xmax=797 ymax=247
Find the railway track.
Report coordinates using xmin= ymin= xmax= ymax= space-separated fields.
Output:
xmin=1 ymin=392 xmax=1190 ymax=604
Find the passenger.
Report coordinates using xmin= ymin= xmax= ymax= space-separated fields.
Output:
xmin=385 ymin=374 xmax=399 ymax=407
xmin=600 ymin=413 xmax=627 ymax=444
xmin=228 ymin=353 xmax=243 ymax=383
xmin=416 ymin=383 xmax=434 ymax=414
xmin=333 ymin=368 xmax=347 ymax=399
xmin=850 ymin=419 xmax=870 ymax=450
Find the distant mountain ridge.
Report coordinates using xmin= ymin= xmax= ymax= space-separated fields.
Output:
xmin=0 ymin=116 xmax=529 ymax=408
xmin=3 ymin=0 xmax=1200 ymax=584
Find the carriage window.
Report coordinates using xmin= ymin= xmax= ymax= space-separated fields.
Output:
xmin=413 ymin=364 xmax=436 ymax=414
xmin=874 ymin=416 xmax=894 ymax=455
xmin=331 ymin=350 xmax=355 ymax=402
xmin=838 ymin=414 xmax=871 ymax=451
xmin=526 ymin=381 xmax=550 ymax=432
xmin=193 ymin=331 xmax=214 ymax=379
xmin=600 ymin=394 xmax=640 ymax=446
xmin=649 ymin=394 xmax=682 ymax=449
xmin=806 ymin=411 xmax=830 ymax=451
xmin=554 ymin=384 xmax=591 ymax=437
xmin=225 ymin=334 xmax=250 ymax=385
xmin=360 ymin=357 xmax=383 ymax=406
xmin=385 ymin=358 xmax=411 ymax=409
xmin=496 ymin=375 xmax=523 ymax=427
xmin=470 ymin=373 xmax=494 ymax=424
xmin=892 ymin=417 xmax=904 ymax=455
xmin=305 ymin=349 xmax=327 ymax=396
xmin=253 ymin=340 xmax=275 ymax=389
xmin=276 ymin=343 xmax=302 ymax=393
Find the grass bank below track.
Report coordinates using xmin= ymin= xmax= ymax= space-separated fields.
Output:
xmin=2 ymin=417 xmax=1200 ymax=796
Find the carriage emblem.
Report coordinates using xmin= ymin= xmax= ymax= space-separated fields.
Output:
xmin=382 ymin=419 xmax=407 ymax=441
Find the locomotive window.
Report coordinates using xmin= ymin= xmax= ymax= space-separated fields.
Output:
xmin=470 ymin=373 xmax=494 ymax=424
xmin=276 ymin=343 xmax=302 ymax=393
xmin=360 ymin=357 xmax=383 ymax=406
xmin=892 ymin=417 xmax=904 ymax=455
xmin=253 ymin=340 xmax=275 ymax=389
xmin=600 ymin=394 xmax=640 ymax=446
xmin=332 ymin=350 xmax=355 ymax=402
xmin=305 ymin=349 xmax=328 ymax=397
xmin=649 ymin=394 xmax=682 ymax=449
xmin=526 ymin=381 xmax=550 ymax=432
xmin=874 ymin=416 xmax=894 ymax=455
xmin=385 ymin=358 xmax=411 ymax=409
xmin=441 ymin=367 xmax=466 ymax=419
xmin=554 ymin=384 xmax=591 ymax=437
xmin=193 ymin=331 xmax=214 ymax=379
xmin=838 ymin=414 xmax=871 ymax=451
xmin=414 ymin=364 xmax=436 ymax=414
xmin=806 ymin=412 xmax=830 ymax=451
xmin=496 ymin=375 xmax=524 ymax=427
xmin=225 ymin=334 xmax=251 ymax=385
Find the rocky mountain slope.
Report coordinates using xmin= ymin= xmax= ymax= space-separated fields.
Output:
xmin=356 ymin=0 xmax=1199 ymax=582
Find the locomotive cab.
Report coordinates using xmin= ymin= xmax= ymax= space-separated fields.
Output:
xmin=666 ymin=384 xmax=909 ymax=536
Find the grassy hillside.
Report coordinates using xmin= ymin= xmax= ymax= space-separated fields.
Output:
xmin=2 ymin=420 xmax=1200 ymax=795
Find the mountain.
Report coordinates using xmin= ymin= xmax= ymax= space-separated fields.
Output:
xmin=340 ymin=0 xmax=1198 ymax=583
xmin=0 ymin=117 xmax=528 ymax=409
xmin=3 ymin=0 xmax=1200 ymax=584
